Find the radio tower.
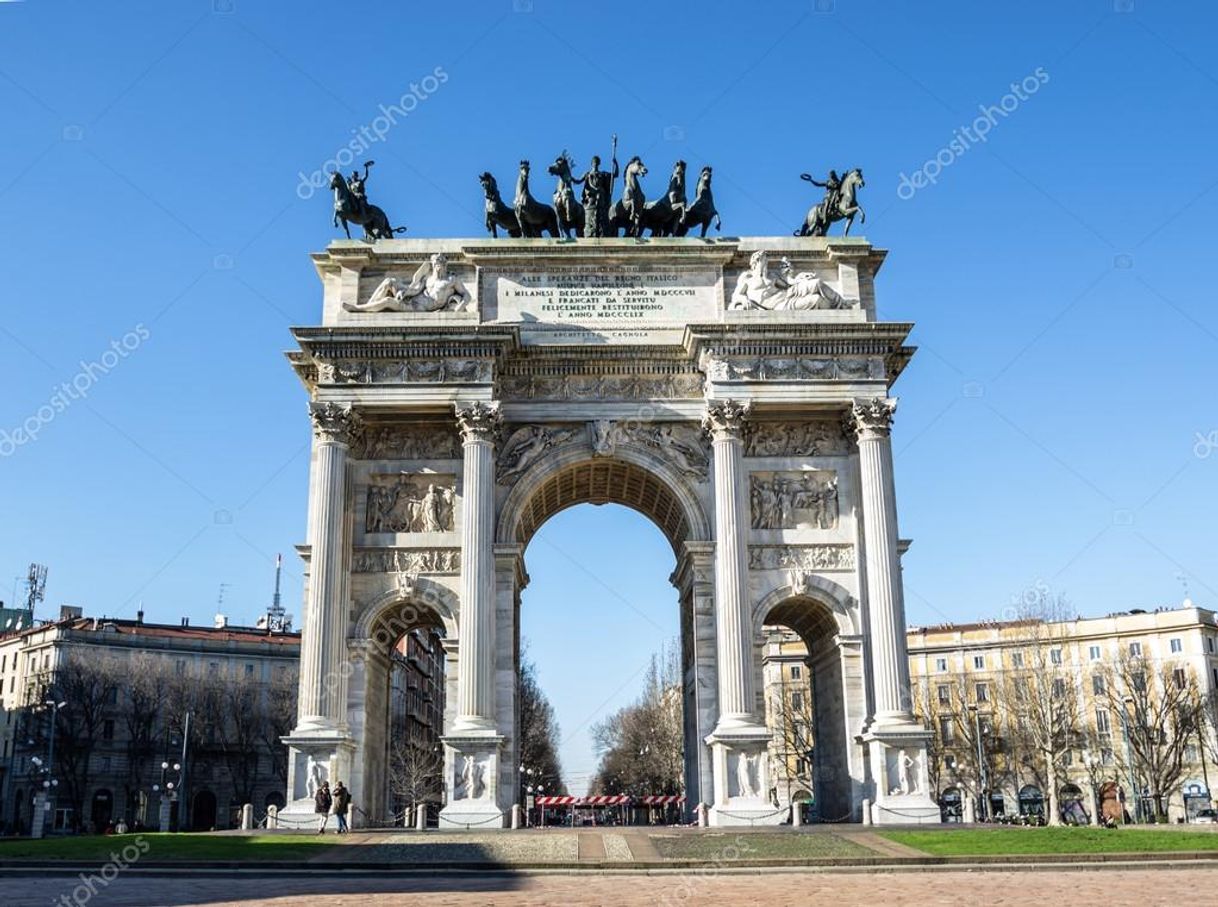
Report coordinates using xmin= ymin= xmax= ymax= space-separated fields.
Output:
xmin=25 ymin=563 xmax=47 ymax=615
xmin=267 ymin=553 xmax=286 ymax=633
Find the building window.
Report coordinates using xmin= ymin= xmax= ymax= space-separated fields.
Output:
xmin=795 ymin=757 xmax=809 ymax=774
xmin=975 ymin=682 xmax=989 ymax=703
xmin=1132 ymin=672 xmax=1146 ymax=692
xmin=939 ymin=716 xmax=955 ymax=743
xmin=1128 ymin=642 xmax=1142 ymax=657
xmin=791 ymin=692 xmax=804 ymax=710
xmin=245 ymin=663 xmax=255 ymax=677
xmin=1052 ymin=678 xmax=1066 ymax=698
xmin=973 ymin=655 xmax=985 ymax=670
xmin=937 ymin=684 xmax=951 ymax=705
xmin=790 ymin=666 xmax=802 ymax=681
xmin=1011 ymin=651 xmax=1024 ymax=668
xmin=1101 ymin=748 xmax=1114 ymax=765
xmin=1208 ymin=637 xmax=1215 ymax=654
xmin=175 ymin=660 xmax=186 ymax=676
xmin=1170 ymin=638 xmax=1182 ymax=654
xmin=1095 ymin=709 xmax=1111 ymax=734
xmin=1186 ymin=744 xmax=1199 ymax=762
xmin=1050 ymin=648 xmax=1063 ymax=665
xmin=1092 ymin=675 xmax=1106 ymax=695
xmin=935 ymin=658 xmax=948 ymax=673
xmin=101 ymin=756 xmax=111 ymax=772
xmin=1173 ymin=668 xmax=1187 ymax=690
xmin=207 ymin=662 xmax=219 ymax=677
xmin=105 ymin=687 xmax=118 ymax=705
xmin=1089 ymin=645 xmax=1101 ymax=661
xmin=102 ymin=719 xmax=114 ymax=741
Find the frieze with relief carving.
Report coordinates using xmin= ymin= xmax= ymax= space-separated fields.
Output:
xmin=351 ymin=547 xmax=461 ymax=574
xmin=365 ymin=475 xmax=456 ymax=534
xmin=316 ymin=358 xmax=492 ymax=385
xmin=745 ymin=420 xmax=850 ymax=457
xmin=357 ymin=424 xmax=462 ymax=460
xmin=748 ymin=544 xmax=856 ymax=571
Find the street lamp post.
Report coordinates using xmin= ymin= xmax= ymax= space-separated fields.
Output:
xmin=152 ymin=760 xmax=182 ymax=832
xmin=968 ymin=704 xmax=988 ymax=822
xmin=41 ymin=700 xmax=66 ymax=833
xmin=1120 ymin=696 xmax=1140 ymax=824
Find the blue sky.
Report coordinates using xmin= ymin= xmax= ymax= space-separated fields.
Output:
xmin=2 ymin=1 xmax=1216 ymax=789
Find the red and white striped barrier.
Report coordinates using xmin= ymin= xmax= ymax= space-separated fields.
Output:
xmin=640 ymin=795 xmax=686 ymax=805
xmin=534 ymin=795 xmax=633 ymax=806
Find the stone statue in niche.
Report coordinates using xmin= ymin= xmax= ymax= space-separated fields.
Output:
xmin=305 ymin=755 xmax=328 ymax=799
xmin=346 ymin=253 xmax=474 ymax=313
xmin=745 ymin=421 xmax=849 ymax=457
xmin=496 ymin=425 xmax=581 ymax=483
xmin=366 ymin=475 xmax=455 ymax=534
xmin=729 ymin=249 xmax=847 ymax=311
xmin=750 ymin=472 xmax=839 ymax=530
xmin=455 ymin=755 xmax=486 ymax=800
xmin=735 ymin=752 xmax=757 ymax=798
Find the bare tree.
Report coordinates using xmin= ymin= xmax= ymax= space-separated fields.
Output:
xmin=120 ymin=654 xmax=170 ymax=824
xmin=1104 ymin=653 xmax=1207 ymax=820
xmin=591 ymin=641 xmax=683 ymax=796
xmin=41 ymin=652 xmax=121 ymax=831
xmin=518 ymin=646 xmax=565 ymax=799
xmin=259 ymin=667 xmax=298 ymax=790
xmin=766 ymin=677 xmax=815 ymax=805
xmin=996 ymin=602 xmax=1081 ymax=826
xmin=387 ymin=739 xmax=444 ymax=822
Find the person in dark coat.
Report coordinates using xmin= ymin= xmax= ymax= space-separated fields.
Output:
xmin=331 ymin=782 xmax=352 ymax=834
xmin=314 ymin=781 xmax=332 ymax=834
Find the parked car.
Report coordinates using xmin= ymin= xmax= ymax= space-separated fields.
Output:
xmin=1193 ymin=808 xmax=1217 ymax=824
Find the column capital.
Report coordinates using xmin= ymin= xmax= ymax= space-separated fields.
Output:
xmin=454 ymin=401 xmax=502 ymax=444
xmin=702 ymin=399 xmax=752 ymax=440
xmin=849 ymin=397 xmax=897 ymax=441
xmin=309 ymin=401 xmax=363 ymax=446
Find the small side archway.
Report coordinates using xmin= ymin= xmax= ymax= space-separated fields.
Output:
xmin=755 ymin=577 xmax=865 ymax=821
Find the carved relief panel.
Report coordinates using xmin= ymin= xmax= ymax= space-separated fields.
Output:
xmin=744 ymin=420 xmax=849 ymax=458
xmin=749 ymin=470 xmax=838 ymax=530
xmin=365 ymin=474 xmax=456 ymax=534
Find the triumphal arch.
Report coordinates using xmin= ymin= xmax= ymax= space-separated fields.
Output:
xmin=281 ymin=236 xmax=940 ymax=827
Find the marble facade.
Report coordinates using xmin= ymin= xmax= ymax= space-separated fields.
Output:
xmin=281 ymin=237 xmax=938 ymax=828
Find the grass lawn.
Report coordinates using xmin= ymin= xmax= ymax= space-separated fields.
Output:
xmin=883 ymin=827 xmax=1218 ymax=856
xmin=0 ymin=833 xmax=337 ymax=862
xmin=650 ymin=832 xmax=871 ymax=861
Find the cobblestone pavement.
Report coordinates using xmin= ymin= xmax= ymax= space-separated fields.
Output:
xmin=10 ymin=867 xmax=1217 ymax=907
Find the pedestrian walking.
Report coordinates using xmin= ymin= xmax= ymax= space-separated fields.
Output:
xmin=332 ymin=781 xmax=351 ymax=834
xmin=314 ymin=780 xmax=332 ymax=834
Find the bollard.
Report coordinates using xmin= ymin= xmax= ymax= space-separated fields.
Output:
xmin=792 ymin=802 xmax=802 ymax=827
xmin=267 ymin=805 xmax=278 ymax=829
xmin=962 ymin=796 xmax=976 ymax=824
xmin=241 ymin=803 xmax=254 ymax=830
xmin=31 ymin=792 xmax=48 ymax=839
xmin=415 ymin=803 xmax=427 ymax=831
xmin=862 ymin=798 xmax=873 ymax=826
xmin=697 ymin=802 xmax=709 ymax=827
xmin=158 ymin=796 xmax=172 ymax=833
xmin=511 ymin=804 xmax=524 ymax=829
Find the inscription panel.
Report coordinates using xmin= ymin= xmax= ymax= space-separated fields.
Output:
xmin=484 ymin=265 xmax=718 ymax=343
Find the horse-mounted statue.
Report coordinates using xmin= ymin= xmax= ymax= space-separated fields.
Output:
xmin=639 ymin=159 xmax=686 ymax=237
xmin=547 ymin=152 xmax=585 ymax=239
xmin=676 ymin=165 xmax=720 ymax=238
xmin=479 ymin=172 xmax=522 ymax=237
xmin=608 ymin=156 xmax=648 ymax=237
xmin=797 ymin=168 xmax=865 ymax=237
xmin=513 ymin=160 xmax=561 ymax=238
xmin=329 ymin=160 xmax=406 ymax=241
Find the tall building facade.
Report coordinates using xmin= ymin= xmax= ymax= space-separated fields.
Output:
xmin=0 ymin=611 xmax=299 ymax=834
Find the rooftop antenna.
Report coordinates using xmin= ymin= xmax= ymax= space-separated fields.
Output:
xmin=267 ymin=554 xmax=286 ymax=633
xmin=217 ymin=582 xmax=230 ymax=609
xmin=1177 ymin=572 xmax=1192 ymax=606
xmin=25 ymin=563 xmax=48 ymax=614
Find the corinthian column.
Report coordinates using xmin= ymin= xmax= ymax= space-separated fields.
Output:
xmin=703 ymin=399 xmax=763 ymax=734
xmin=851 ymin=397 xmax=915 ymax=724
xmin=296 ymin=401 xmax=361 ymax=732
xmin=453 ymin=401 xmax=501 ymax=733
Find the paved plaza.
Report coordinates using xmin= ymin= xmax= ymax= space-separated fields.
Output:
xmin=8 ymin=865 xmax=1217 ymax=907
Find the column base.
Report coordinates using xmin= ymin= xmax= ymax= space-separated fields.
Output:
xmin=280 ymin=732 xmax=356 ymax=829
xmin=438 ymin=733 xmax=506 ymax=830
xmin=708 ymin=800 xmax=789 ymax=827
xmin=862 ymin=723 xmax=941 ymax=826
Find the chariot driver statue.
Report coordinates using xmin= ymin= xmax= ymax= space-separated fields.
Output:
xmin=801 ymin=169 xmax=841 ymax=222
xmin=573 ymin=135 xmax=620 ymax=237
xmin=347 ymin=161 xmax=374 ymax=221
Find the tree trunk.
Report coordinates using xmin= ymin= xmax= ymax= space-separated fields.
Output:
xmin=1046 ymin=755 xmax=1060 ymax=826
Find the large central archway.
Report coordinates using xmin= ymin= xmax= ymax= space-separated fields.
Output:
xmin=494 ymin=445 xmax=716 ymax=818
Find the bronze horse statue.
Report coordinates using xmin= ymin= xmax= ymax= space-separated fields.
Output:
xmin=608 ymin=156 xmax=648 ymax=237
xmin=330 ymin=171 xmax=406 ymax=241
xmin=640 ymin=159 xmax=686 ymax=237
xmin=798 ymin=168 xmax=865 ymax=237
xmin=546 ymin=152 xmax=585 ymax=239
xmin=513 ymin=160 xmax=561 ymax=238
xmin=677 ymin=166 xmax=721 ymax=237
xmin=479 ymin=172 xmax=522 ymax=237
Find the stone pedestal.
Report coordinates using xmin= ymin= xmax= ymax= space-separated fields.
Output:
xmin=31 ymin=792 xmax=49 ymax=839
xmin=278 ymin=736 xmax=356 ymax=828
xmin=438 ymin=733 xmax=506 ymax=829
